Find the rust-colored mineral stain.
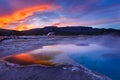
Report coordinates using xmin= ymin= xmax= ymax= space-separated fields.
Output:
xmin=4 ymin=53 xmax=56 ymax=66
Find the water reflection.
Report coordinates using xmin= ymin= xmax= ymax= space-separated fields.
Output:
xmin=3 ymin=44 xmax=120 ymax=80
xmin=3 ymin=44 xmax=79 ymax=66
xmin=4 ymin=53 xmax=57 ymax=66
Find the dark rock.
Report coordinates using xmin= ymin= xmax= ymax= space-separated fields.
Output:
xmin=0 ymin=26 xmax=120 ymax=36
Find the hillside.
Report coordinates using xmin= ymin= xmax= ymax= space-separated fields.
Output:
xmin=0 ymin=26 xmax=120 ymax=36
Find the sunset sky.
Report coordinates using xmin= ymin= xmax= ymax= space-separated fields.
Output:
xmin=0 ymin=0 xmax=120 ymax=31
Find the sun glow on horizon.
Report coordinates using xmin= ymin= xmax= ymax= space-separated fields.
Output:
xmin=15 ymin=24 xmax=33 ymax=31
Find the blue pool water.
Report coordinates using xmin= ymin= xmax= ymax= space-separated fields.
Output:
xmin=5 ymin=43 xmax=120 ymax=80
xmin=69 ymin=47 xmax=120 ymax=80
xmin=2 ymin=36 xmax=120 ymax=80
xmin=39 ymin=44 xmax=120 ymax=80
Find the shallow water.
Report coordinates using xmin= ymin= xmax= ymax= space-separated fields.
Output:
xmin=4 ymin=43 xmax=120 ymax=80
xmin=3 ymin=44 xmax=78 ymax=66
xmin=2 ymin=36 xmax=120 ymax=80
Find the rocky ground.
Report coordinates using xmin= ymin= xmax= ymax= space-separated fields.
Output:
xmin=0 ymin=36 xmax=114 ymax=80
xmin=0 ymin=61 xmax=111 ymax=80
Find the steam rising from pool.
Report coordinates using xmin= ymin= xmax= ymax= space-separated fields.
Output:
xmin=1 ymin=35 xmax=120 ymax=80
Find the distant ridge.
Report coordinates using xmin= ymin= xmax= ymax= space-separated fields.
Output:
xmin=0 ymin=26 xmax=120 ymax=36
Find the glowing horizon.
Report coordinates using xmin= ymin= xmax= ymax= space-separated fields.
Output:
xmin=0 ymin=0 xmax=120 ymax=31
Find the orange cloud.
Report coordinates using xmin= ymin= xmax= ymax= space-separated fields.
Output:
xmin=0 ymin=4 xmax=59 ymax=30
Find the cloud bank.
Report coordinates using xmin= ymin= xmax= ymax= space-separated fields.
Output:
xmin=0 ymin=0 xmax=120 ymax=30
